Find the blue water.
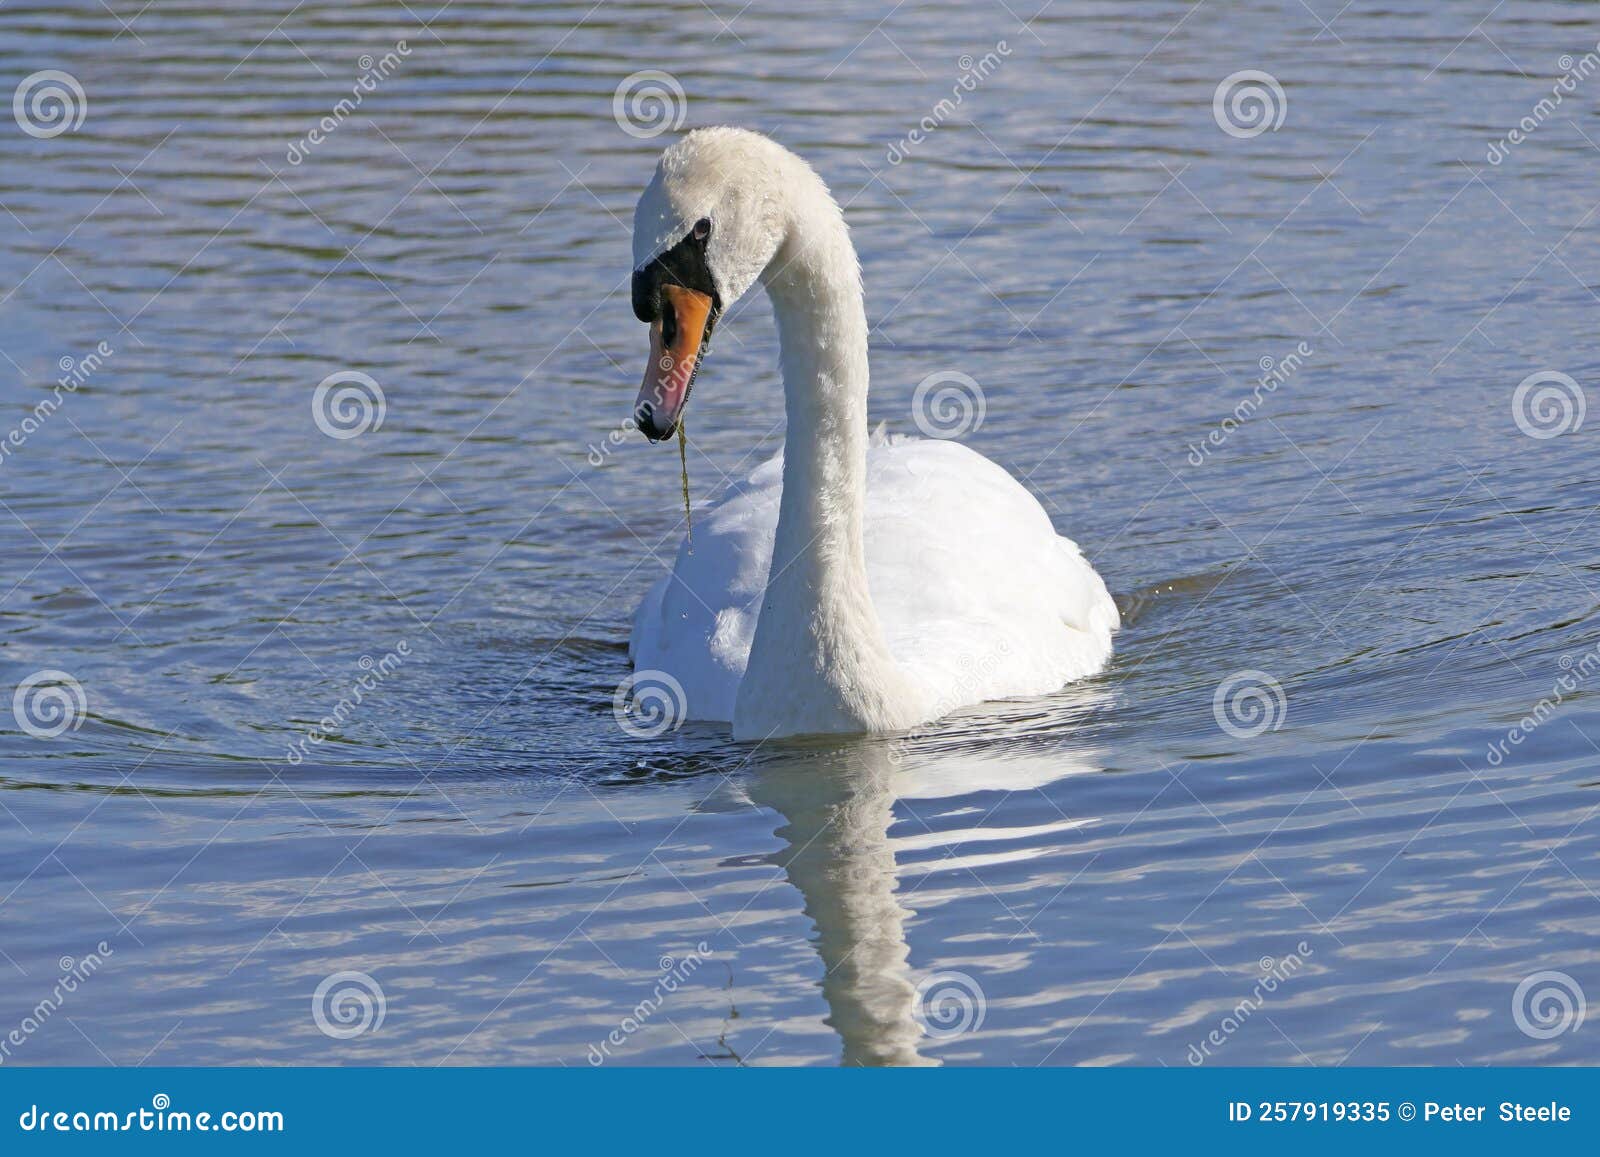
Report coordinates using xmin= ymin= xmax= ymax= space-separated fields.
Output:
xmin=1 ymin=0 xmax=1598 ymax=1066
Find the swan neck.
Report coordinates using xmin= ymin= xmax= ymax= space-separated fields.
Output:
xmin=733 ymin=187 xmax=923 ymax=739
xmin=765 ymin=220 xmax=871 ymax=582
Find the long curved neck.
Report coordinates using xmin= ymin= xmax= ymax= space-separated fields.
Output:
xmin=732 ymin=192 xmax=922 ymax=739
xmin=765 ymin=211 xmax=872 ymax=606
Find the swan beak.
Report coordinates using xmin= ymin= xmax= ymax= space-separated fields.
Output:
xmin=636 ymin=285 xmax=715 ymax=442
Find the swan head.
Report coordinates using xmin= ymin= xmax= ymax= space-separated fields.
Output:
xmin=630 ymin=127 xmax=796 ymax=440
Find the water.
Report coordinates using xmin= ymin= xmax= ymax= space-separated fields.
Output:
xmin=2 ymin=0 xmax=1599 ymax=1067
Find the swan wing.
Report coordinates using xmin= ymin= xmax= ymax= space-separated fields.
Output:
xmin=860 ymin=436 xmax=1118 ymax=713
xmin=629 ymin=455 xmax=782 ymax=722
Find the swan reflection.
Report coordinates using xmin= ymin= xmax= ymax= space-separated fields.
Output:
xmin=741 ymin=729 xmax=1103 ymax=1066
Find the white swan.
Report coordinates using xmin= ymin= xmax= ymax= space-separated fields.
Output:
xmin=626 ymin=128 xmax=1117 ymax=741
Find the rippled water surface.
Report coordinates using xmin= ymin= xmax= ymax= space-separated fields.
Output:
xmin=2 ymin=0 xmax=1599 ymax=1066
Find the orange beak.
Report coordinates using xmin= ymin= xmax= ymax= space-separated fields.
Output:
xmin=635 ymin=284 xmax=715 ymax=441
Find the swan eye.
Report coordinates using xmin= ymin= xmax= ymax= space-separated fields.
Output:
xmin=693 ymin=218 xmax=711 ymax=241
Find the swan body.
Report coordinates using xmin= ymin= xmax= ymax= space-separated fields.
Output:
xmin=631 ymin=429 xmax=1118 ymax=729
xmin=625 ymin=128 xmax=1117 ymax=740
